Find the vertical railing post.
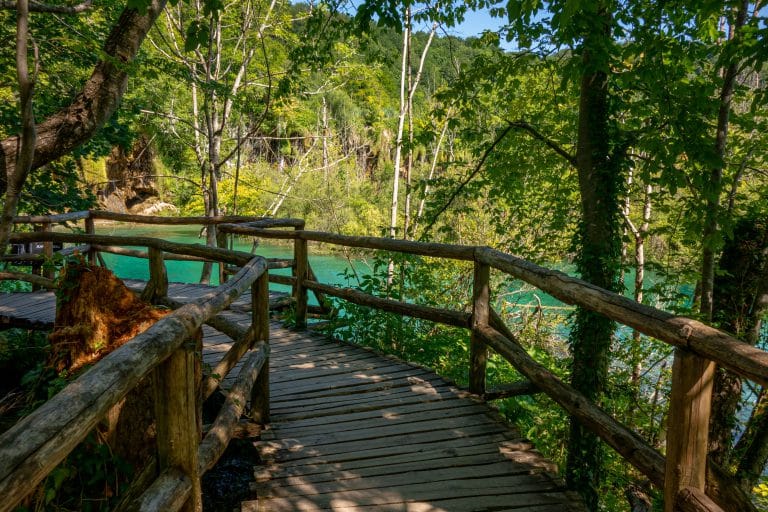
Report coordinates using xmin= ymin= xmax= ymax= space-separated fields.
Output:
xmin=470 ymin=258 xmax=490 ymax=395
xmin=294 ymin=235 xmax=308 ymax=329
xmin=664 ymin=348 xmax=715 ymax=512
xmin=216 ymin=229 xmax=228 ymax=284
xmin=141 ymin=247 xmax=168 ymax=304
xmin=154 ymin=332 xmax=202 ymax=512
xmin=250 ymin=270 xmax=270 ymax=424
xmin=84 ymin=214 xmax=97 ymax=266
xmin=38 ymin=222 xmax=54 ymax=281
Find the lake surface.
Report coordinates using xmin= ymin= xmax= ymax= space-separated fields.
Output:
xmin=97 ymin=224 xmax=362 ymax=303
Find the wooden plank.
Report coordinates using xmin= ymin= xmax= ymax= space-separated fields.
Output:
xmin=270 ymin=398 xmax=482 ymax=431
xmin=263 ymin=432 xmax=521 ymax=470
xmin=270 ymin=353 xmax=385 ymax=374
xmin=249 ymin=495 xmax=583 ymax=512
xmin=270 ymin=388 xmax=458 ymax=419
xmin=263 ymin=467 xmax=561 ymax=498
xmin=257 ymin=482 xmax=572 ymax=509
xmin=269 ymin=423 xmax=511 ymax=462
xmin=270 ymin=363 xmax=435 ymax=394
xmin=270 ymin=414 xmax=504 ymax=452
xmin=269 ymin=377 xmax=454 ymax=410
xmin=266 ymin=451 xmax=538 ymax=485
xmin=272 ymin=403 xmax=490 ymax=437
xmin=269 ymin=370 xmax=441 ymax=400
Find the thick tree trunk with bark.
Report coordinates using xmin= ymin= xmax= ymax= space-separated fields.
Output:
xmin=709 ymin=216 xmax=768 ymax=467
xmin=566 ymin=8 xmax=623 ymax=510
xmin=0 ymin=0 xmax=167 ymax=183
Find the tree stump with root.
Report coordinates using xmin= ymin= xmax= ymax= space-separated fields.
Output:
xmin=48 ymin=257 xmax=170 ymax=474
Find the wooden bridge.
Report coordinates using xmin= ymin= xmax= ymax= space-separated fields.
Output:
xmin=0 ymin=211 xmax=765 ymax=512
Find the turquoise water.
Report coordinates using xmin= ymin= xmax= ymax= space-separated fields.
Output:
xmin=96 ymin=224 xmax=361 ymax=302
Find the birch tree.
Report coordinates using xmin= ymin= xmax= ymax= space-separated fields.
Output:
xmin=148 ymin=0 xmax=279 ymax=282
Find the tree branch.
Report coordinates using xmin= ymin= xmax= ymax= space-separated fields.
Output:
xmin=0 ymin=0 xmax=168 ymax=192
xmin=0 ymin=0 xmax=92 ymax=13
xmin=418 ymin=122 xmax=515 ymax=239
xmin=507 ymin=119 xmax=577 ymax=166
xmin=620 ymin=210 xmax=640 ymax=238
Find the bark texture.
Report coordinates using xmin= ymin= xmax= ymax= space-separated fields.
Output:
xmin=709 ymin=216 xmax=768 ymax=471
xmin=566 ymin=8 xmax=623 ymax=509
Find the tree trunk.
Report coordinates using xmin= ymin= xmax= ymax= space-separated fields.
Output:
xmin=0 ymin=0 xmax=36 ymax=258
xmin=49 ymin=259 xmax=169 ymax=473
xmin=734 ymin=389 xmax=768 ymax=490
xmin=566 ymin=7 xmax=622 ymax=510
xmin=699 ymin=0 xmax=748 ymax=321
xmin=709 ymin=216 xmax=768 ymax=466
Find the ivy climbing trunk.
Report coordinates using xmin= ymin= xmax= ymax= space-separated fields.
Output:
xmin=566 ymin=6 xmax=622 ymax=510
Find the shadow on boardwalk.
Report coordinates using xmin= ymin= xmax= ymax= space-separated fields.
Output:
xmin=245 ymin=327 xmax=585 ymax=512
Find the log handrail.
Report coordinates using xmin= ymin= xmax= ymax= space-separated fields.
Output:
xmin=0 ymin=246 xmax=270 ymax=511
xmin=214 ymin=224 xmax=768 ymax=387
xmin=6 ymin=214 xmax=758 ymax=511
xmin=213 ymin=224 xmax=757 ymax=511
xmin=9 ymin=232 xmax=255 ymax=266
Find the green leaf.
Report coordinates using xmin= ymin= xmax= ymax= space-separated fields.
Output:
xmin=184 ymin=21 xmax=210 ymax=52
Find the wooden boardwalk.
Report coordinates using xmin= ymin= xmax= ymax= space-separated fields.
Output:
xmin=0 ymin=285 xmax=584 ymax=511
xmin=245 ymin=327 xmax=584 ymax=512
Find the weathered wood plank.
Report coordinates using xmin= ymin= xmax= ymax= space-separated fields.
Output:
xmin=153 ymin=334 xmax=202 ymax=511
xmin=269 ymin=368 xmax=439 ymax=399
xmin=272 ymin=403 xmax=490 ymax=437
xmin=137 ymin=468 xmax=192 ymax=512
xmin=270 ymin=398 xmax=482 ymax=431
xmin=198 ymin=344 xmax=268 ymax=474
xmin=269 ymin=422 xmax=511 ymax=463
xmin=263 ymin=443 xmax=526 ymax=481
xmin=263 ymin=468 xmax=562 ymax=498
xmin=256 ymin=483 xmax=573 ymax=510
xmin=664 ymin=349 xmax=715 ymax=512
xmin=677 ymin=487 xmax=725 ymax=512
xmin=262 ymin=432 xmax=521 ymax=471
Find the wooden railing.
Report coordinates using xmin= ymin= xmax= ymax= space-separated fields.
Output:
xmin=7 ymin=210 xmax=327 ymax=309
xmin=216 ymin=223 xmax=768 ymax=512
xmin=0 ymin=218 xmax=276 ymax=512
xmin=2 ymin=211 xmax=763 ymax=511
